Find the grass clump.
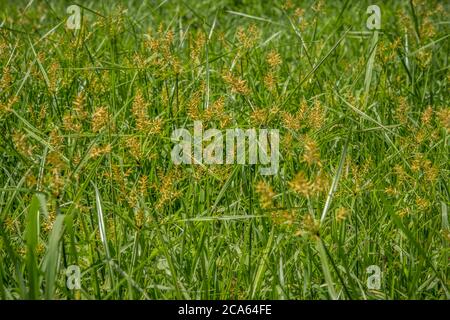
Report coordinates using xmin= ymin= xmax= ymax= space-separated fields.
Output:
xmin=0 ymin=0 xmax=448 ymax=299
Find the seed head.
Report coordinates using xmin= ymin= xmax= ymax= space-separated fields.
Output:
xmin=256 ymin=181 xmax=276 ymax=209
xmin=266 ymin=50 xmax=282 ymax=69
xmin=437 ymin=108 xmax=450 ymax=133
xmin=91 ymin=106 xmax=108 ymax=132
xmin=222 ymin=71 xmax=250 ymax=95
xmin=303 ymin=136 xmax=321 ymax=166
xmin=289 ymin=171 xmax=311 ymax=197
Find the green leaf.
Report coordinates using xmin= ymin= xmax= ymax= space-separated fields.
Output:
xmin=43 ymin=214 xmax=65 ymax=299
xmin=25 ymin=194 xmax=40 ymax=299
xmin=316 ymin=239 xmax=338 ymax=300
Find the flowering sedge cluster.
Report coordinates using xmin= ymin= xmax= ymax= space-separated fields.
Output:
xmin=0 ymin=0 xmax=448 ymax=261
xmin=171 ymin=121 xmax=279 ymax=176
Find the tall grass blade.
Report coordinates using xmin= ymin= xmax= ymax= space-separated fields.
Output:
xmin=25 ymin=194 xmax=40 ymax=299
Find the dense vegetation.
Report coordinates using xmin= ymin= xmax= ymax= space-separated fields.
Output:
xmin=0 ymin=0 xmax=448 ymax=299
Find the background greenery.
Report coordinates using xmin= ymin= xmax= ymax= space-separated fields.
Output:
xmin=0 ymin=0 xmax=448 ymax=299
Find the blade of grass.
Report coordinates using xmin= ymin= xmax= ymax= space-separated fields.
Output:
xmin=250 ymin=227 xmax=274 ymax=298
xmin=321 ymin=140 xmax=348 ymax=224
xmin=43 ymin=214 xmax=64 ymax=299
xmin=92 ymin=183 xmax=116 ymax=294
xmin=25 ymin=194 xmax=40 ymax=299
xmin=316 ymin=239 xmax=338 ymax=300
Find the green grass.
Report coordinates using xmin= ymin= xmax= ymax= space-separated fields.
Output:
xmin=0 ymin=0 xmax=449 ymax=299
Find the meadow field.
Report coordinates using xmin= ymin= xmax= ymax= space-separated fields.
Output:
xmin=0 ymin=0 xmax=449 ymax=299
